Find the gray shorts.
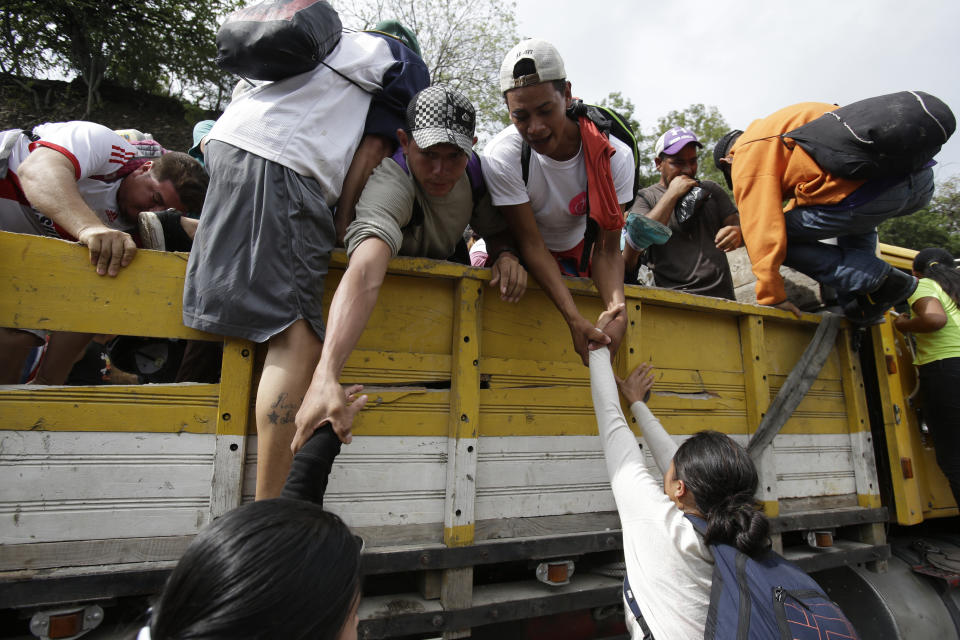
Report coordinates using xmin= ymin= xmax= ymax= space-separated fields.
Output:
xmin=182 ymin=141 xmax=335 ymax=343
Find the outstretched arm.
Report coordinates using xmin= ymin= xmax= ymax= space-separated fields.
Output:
xmin=615 ymin=363 xmax=677 ymax=475
xmin=18 ymin=147 xmax=136 ymax=276
xmin=590 ymin=225 xmax=627 ymax=355
xmin=589 ymin=343 xmax=664 ymax=522
xmin=292 ymin=238 xmax=390 ymax=451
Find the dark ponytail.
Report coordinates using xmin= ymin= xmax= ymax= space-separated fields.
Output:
xmin=673 ymin=431 xmax=770 ymax=556
xmin=914 ymin=247 xmax=960 ymax=306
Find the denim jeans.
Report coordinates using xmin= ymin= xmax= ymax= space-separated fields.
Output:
xmin=782 ymin=167 xmax=934 ymax=296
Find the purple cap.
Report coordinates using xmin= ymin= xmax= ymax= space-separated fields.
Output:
xmin=654 ymin=127 xmax=703 ymax=157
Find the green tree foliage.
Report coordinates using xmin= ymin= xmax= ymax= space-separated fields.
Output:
xmin=2 ymin=0 xmax=234 ymax=117
xmin=879 ymin=177 xmax=960 ymax=255
xmin=655 ymin=103 xmax=731 ymax=191
xmin=0 ymin=2 xmax=53 ymax=77
xmin=0 ymin=2 xmax=60 ymax=109
xmin=337 ymin=0 xmax=519 ymax=140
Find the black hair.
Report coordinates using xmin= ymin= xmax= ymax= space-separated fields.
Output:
xmin=713 ymin=129 xmax=743 ymax=190
xmin=508 ymin=59 xmax=566 ymax=95
xmin=673 ymin=430 xmax=770 ymax=556
xmin=152 ymin=151 xmax=209 ymax=216
xmin=913 ymin=247 xmax=960 ymax=306
xmin=150 ymin=498 xmax=360 ymax=640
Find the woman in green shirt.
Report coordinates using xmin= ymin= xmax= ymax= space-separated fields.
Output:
xmin=894 ymin=247 xmax=960 ymax=506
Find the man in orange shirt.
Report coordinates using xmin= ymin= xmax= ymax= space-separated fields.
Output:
xmin=714 ymin=102 xmax=934 ymax=323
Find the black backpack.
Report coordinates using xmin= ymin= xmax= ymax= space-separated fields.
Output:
xmin=216 ymin=0 xmax=342 ymax=81
xmin=623 ymin=514 xmax=859 ymax=640
xmin=784 ymin=91 xmax=955 ymax=180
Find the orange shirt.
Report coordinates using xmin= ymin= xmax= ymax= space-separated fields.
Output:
xmin=731 ymin=103 xmax=866 ymax=305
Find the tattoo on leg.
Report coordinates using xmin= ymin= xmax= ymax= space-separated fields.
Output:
xmin=270 ymin=392 xmax=300 ymax=412
xmin=267 ymin=411 xmax=280 ymax=425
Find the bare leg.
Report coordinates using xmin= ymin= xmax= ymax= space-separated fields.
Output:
xmin=180 ymin=216 xmax=199 ymax=240
xmin=0 ymin=328 xmax=43 ymax=384
xmin=32 ymin=332 xmax=95 ymax=385
xmin=254 ymin=319 xmax=324 ymax=499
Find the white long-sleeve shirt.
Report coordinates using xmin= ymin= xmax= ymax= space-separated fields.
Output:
xmin=589 ymin=348 xmax=712 ymax=640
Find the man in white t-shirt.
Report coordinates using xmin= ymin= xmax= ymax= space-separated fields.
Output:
xmin=482 ymin=39 xmax=632 ymax=365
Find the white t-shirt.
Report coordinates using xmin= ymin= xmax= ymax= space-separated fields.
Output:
xmin=0 ymin=122 xmax=136 ymax=237
xmin=209 ymin=31 xmax=400 ymax=207
xmin=482 ymin=125 xmax=634 ymax=252
xmin=589 ymin=348 xmax=713 ymax=640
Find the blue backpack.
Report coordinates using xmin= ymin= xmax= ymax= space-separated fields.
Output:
xmin=623 ymin=514 xmax=859 ymax=640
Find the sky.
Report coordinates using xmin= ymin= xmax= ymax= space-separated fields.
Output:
xmin=515 ymin=0 xmax=960 ymax=183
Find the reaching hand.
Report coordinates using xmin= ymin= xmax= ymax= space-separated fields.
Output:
xmin=772 ymin=299 xmax=802 ymax=318
xmin=76 ymin=225 xmax=137 ymax=276
xmin=714 ymin=225 xmax=742 ymax=252
xmin=615 ymin=362 xmax=655 ymax=405
xmin=596 ymin=303 xmax=627 ymax=358
xmin=892 ymin=312 xmax=911 ymax=333
xmin=569 ymin=315 xmax=610 ymax=366
xmin=293 ymin=381 xmax=368 ymax=452
xmin=489 ymin=251 xmax=527 ymax=303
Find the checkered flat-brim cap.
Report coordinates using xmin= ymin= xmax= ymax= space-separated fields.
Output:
xmin=407 ymin=85 xmax=476 ymax=155
xmin=499 ymin=38 xmax=566 ymax=93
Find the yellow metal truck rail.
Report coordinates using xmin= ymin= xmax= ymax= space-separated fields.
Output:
xmin=0 ymin=231 xmax=893 ymax=579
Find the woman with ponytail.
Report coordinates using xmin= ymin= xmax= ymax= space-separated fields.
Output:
xmin=589 ymin=306 xmax=768 ymax=639
xmin=893 ymin=247 xmax=960 ymax=505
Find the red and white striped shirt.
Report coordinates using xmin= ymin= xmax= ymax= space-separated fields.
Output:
xmin=0 ymin=121 xmax=137 ymax=238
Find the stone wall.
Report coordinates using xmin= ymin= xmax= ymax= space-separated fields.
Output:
xmin=726 ymin=246 xmax=825 ymax=310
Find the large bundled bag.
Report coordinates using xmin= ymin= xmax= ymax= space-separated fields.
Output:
xmin=215 ymin=0 xmax=342 ymax=81
xmin=785 ymin=90 xmax=955 ymax=180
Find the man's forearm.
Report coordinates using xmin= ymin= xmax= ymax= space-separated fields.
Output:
xmin=312 ymin=240 xmax=391 ymax=382
xmin=483 ymin=229 xmax=517 ymax=263
xmin=592 ymin=232 xmax=626 ymax=310
xmin=643 ymin=193 xmax=678 ymax=225
xmin=623 ymin=244 xmax=642 ymax=282
xmin=18 ymin=149 xmax=106 ymax=237
xmin=722 ymin=213 xmax=741 ymax=227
